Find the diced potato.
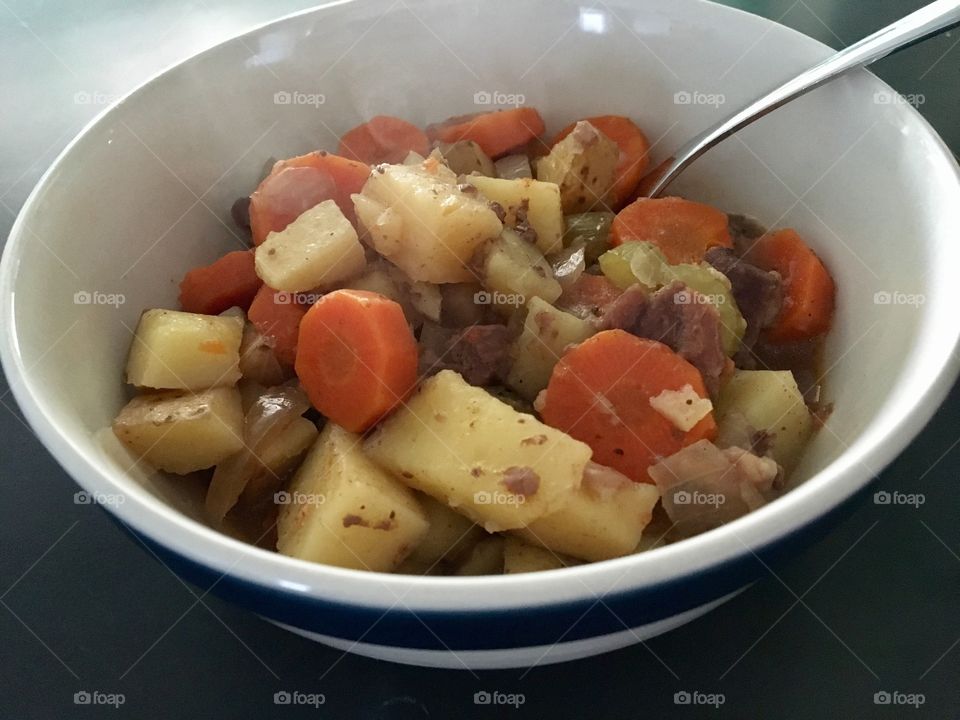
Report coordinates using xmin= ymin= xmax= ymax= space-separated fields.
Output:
xmin=112 ymin=386 xmax=244 ymax=474
xmin=239 ymin=416 xmax=319 ymax=505
xmin=405 ymin=494 xmax=487 ymax=569
xmin=437 ymin=141 xmax=495 ymax=177
xmin=453 ymin=535 xmax=504 ymax=575
xmin=125 ymin=309 xmax=243 ymax=390
xmin=351 ymin=159 xmax=503 ymax=283
xmin=507 ymin=297 xmax=595 ymax=400
xmin=503 ymin=536 xmax=569 ymax=573
xmin=254 ymin=199 xmax=365 ymax=292
xmin=467 ymin=175 xmax=564 ymax=255
xmin=350 ymin=263 xmax=402 ymax=299
xmin=535 ymin=121 xmax=619 ymax=213
xmin=365 ymin=370 xmax=591 ymax=531
xmin=386 ymin=266 xmax=442 ymax=323
xmin=515 ymin=463 xmax=660 ymax=562
xmin=715 ymin=370 xmax=813 ymax=472
xmin=476 ymin=230 xmax=562 ymax=314
xmin=276 ymin=424 xmax=429 ymax=572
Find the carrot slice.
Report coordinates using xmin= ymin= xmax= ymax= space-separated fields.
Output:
xmin=295 ymin=289 xmax=418 ymax=432
xmin=249 ymin=152 xmax=370 ymax=245
xmin=338 ymin=115 xmax=430 ymax=165
xmin=551 ymin=116 xmax=651 ymax=208
xmin=744 ymin=228 xmax=835 ymax=343
xmin=247 ymin=285 xmax=308 ymax=366
xmin=426 ymin=108 xmax=546 ymax=158
xmin=541 ymin=330 xmax=716 ymax=482
xmin=178 ymin=250 xmax=262 ymax=315
xmin=611 ymin=197 xmax=732 ymax=264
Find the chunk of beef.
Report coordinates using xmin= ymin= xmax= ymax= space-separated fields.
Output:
xmin=418 ymin=323 xmax=512 ymax=386
xmin=596 ymin=282 xmax=727 ymax=393
xmin=726 ymin=213 xmax=767 ymax=255
xmin=705 ymin=246 xmax=782 ymax=358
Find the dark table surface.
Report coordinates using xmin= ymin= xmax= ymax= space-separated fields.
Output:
xmin=1 ymin=0 xmax=958 ymax=717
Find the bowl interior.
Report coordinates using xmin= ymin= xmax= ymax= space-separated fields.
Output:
xmin=4 ymin=0 xmax=960 ymax=583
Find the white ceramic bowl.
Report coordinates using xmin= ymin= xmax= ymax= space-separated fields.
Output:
xmin=3 ymin=0 xmax=959 ymax=669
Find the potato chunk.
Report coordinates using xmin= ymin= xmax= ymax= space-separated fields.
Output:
xmin=276 ymin=424 xmax=429 ymax=571
xmin=351 ymin=158 xmax=503 ymax=283
xmin=503 ymin=536 xmax=569 ymax=574
xmin=514 ymin=462 xmax=660 ymax=561
xmin=254 ymin=199 xmax=366 ymax=292
xmin=507 ymin=297 xmax=595 ymax=400
xmin=475 ymin=230 xmax=562 ymax=314
xmin=404 ymin=493 xmax=487 ymax=570
xmin=715 ymin=370 xmax=813 ymax=471
xmin=437 ymin=141 xmax=495 ymax=177
xmin=112 ymin=386 xmax=244 ymax=474
xmin=467 ymin=175 xmax=564 ymax=255
xmin=125 ymin=309 xmax=243 ymax=390
xmin=365 ymin=370 xmax=591 ymax=531
xmin=453 ymin=535 xmax=504 ymax=576
xmin=536 ymin=121 xmax=618 ymax=213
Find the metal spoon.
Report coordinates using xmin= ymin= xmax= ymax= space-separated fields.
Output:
xmin=641 ymin=0 xmax=960 ymax=198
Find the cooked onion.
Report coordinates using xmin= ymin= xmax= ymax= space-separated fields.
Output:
xmin=494 ymin=154 xmax=532 ymax=180
xmin=205 ymin=382 xmax=309 ymax=522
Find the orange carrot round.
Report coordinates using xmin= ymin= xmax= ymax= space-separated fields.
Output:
xmin=541 ymin=330 xmax=716 ymax=482
xmin=178 ymin=250 xmax=261 ymax=315
xmin=611 ymin=196 xmax=732 ymax=264
xmin=426 ymin=108 xmax=546 ymax=159
xmin=338 ymin=115 xmax=430 ymax=165
xmin=744 ymin=228 xmax=835 ymax=343
xmin=249 ymin=152 xmax=370 ymax=245
xmin=247 ymin=285 xmax=308 ymax=367
xmin=551 ymin=116 xmax=651 ymax=208
xmin=295 ymin=289 xmax=418 ymax=432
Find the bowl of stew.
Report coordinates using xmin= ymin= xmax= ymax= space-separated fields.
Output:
xmin=2 ymin=0 xmax=959 ymax=669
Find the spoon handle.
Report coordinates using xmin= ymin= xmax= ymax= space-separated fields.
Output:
xmin=643 ymin=0 xmax=960 ymax=198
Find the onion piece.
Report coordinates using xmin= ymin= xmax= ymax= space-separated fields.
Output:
xmin=494 ymin=154 xmax=532 ymax=179
xmin=552 ymin=244 xmax=586 ymax=290
xmin=238 ymin=323 xmax=286 ymax=386
xmin=205 ymin=382 xmax=309 ymax=522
